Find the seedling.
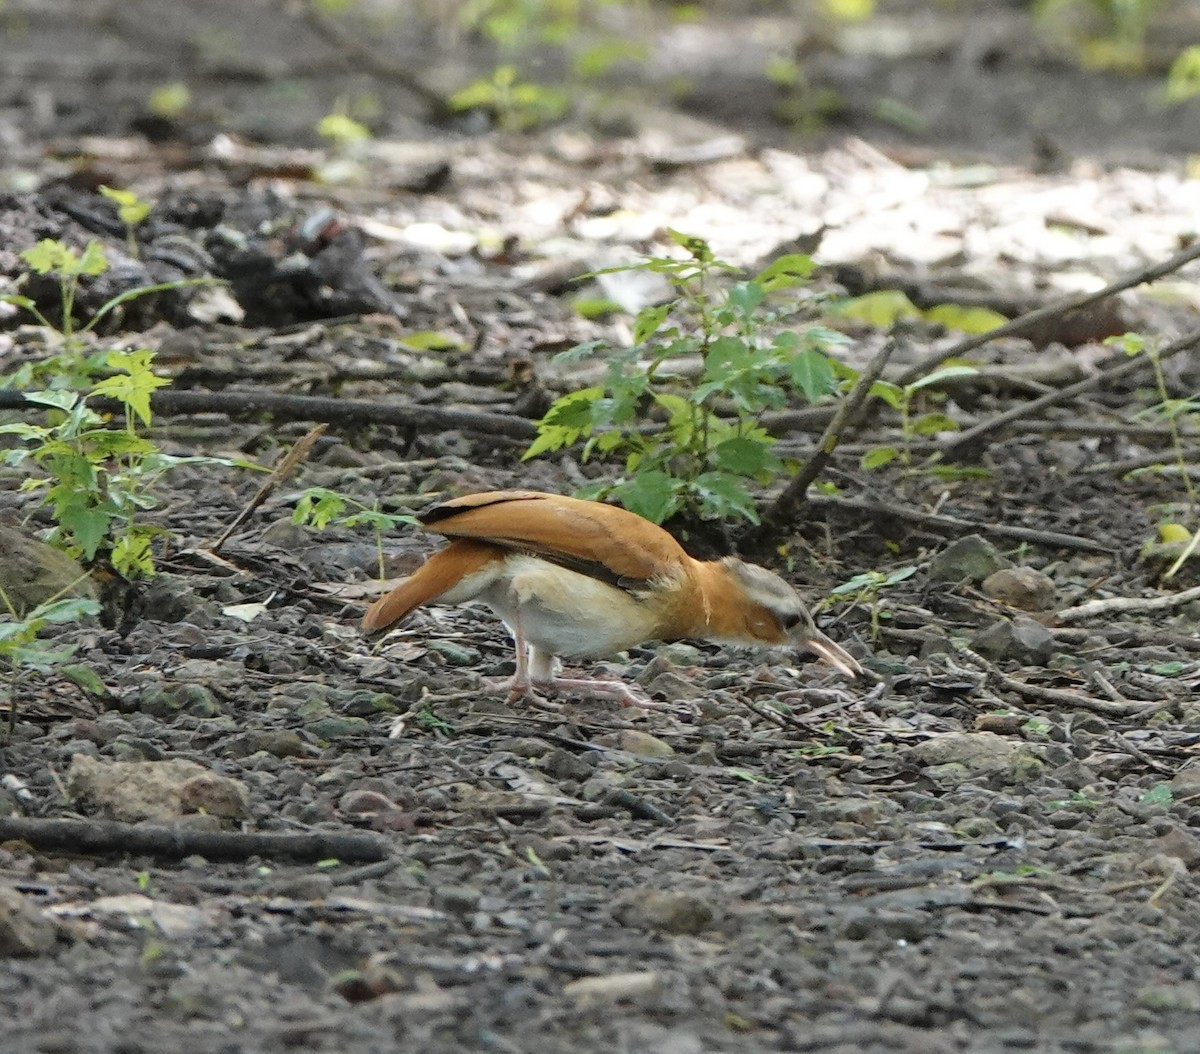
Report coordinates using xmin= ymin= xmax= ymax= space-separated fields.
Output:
xmin=0 ymin=582 xmax=101 ymax=736
xmin=292 ymin=487 xmax=420 ymax=579
xmin=2 ymin=237 xmax=212 ymax=386
xmin=864 ymin=366 xmax=979 ymax=470
xmin=526 ymin=232 xmax=849 ymax=523
xmin=0 ymin=351 xmax=253 ymax=578
xmin=99 ymin=186 xmax=152 ymax=258
xmin=827 ymin=566 xmax=916 ymax=640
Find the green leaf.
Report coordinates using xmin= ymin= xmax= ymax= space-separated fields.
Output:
xmin=21 ymin=239 xmax=72 ymax=275
xmin=911 ymin=412 xmax=960 ymax=435
xmin=1139 ymin=783 xmax=1173 ymax=805
xmin=77 ymin=241 xmax=109 ymax=277
xmin=611 ymin=471 xmax=680 ymax=524
xmin=293 ymin=488 xmax=347 ymax=529
xmin=633 ymin=304 xmax=669 ymax=345
xmin=861 ymin=447 xmax=899 ymax=470
xmin=57 ymin=500 xmax=113 ymax=560
xmin=692 ymin=472 xmax=759 ymax=522
xmin=397 ymin=330 xmax=467 ymax=352
xmin=789 ymin=347 xmax=836 ymax=403
xmin=667 ymin=230 xmax=714 ymax=263
xmin=924 ymin=303 xmax=1006 ymax=335
xmin=870 ymin=381 xmax=904 ymax=410
xmin=713 ymin=436 xmax=772 ymax=474
xmin=111 ymin=528 xmax=158 ymax=578
xmin=32 ymin=597 xmax=100 ymax=623
xmin=907 ymin=365 xmax=978 ymax=392
xmin=726 ymin=281 xmax=765 ymax=317
xmin=837 ymin=290 xmax=920 ymax=328
xmin=753 ymin=253 xmax=817 ymax=289
xmin=61 ymin=663 xmax=107 ymax=694
xmin=23 ymin=389 xmax=80 ymax=412
xmin=1151 ymin=661 xmax=1185 ymax=676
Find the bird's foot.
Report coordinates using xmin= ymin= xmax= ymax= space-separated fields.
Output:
xmin=490 ymin=673 xmax=662 ymax=709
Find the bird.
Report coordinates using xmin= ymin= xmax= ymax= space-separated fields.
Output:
xmin=362 ymin=489 xmax=862 ymax=705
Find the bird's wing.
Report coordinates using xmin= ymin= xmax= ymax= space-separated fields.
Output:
xmin=418 ymin=491 xmax=688 ymax=585
xmin=361 ymin=539 xmax=505 ymax=631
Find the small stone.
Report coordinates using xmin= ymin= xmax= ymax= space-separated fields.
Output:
xmin=433 ymin=885 xmax=482 ymax=915
xmin=542 ymin=748 xmax=596 ymax=781
xmin=306 ymin=716 xmax=372 ymax=740
xmin=613 ymin=729 xmax=675 ymax=758
xmin=338 ymin=789 xmax=402 ymax=814
xmin=563 ymin=971 xmax=664 ymax=1003
xmin=0 ymin=884 xmax=55 ymax=956
xmin=67 ymin=755 xmax=250 ymax=823
xmin=928 ymin=534 xmax=1010 ymax=584
xmin=982 ymin=567 xmax=1057 ymax=611
xmin=611 ymin=890 xmax=714 ymax=934
xmin=1153 ymin=826 xmax=1200 ymax=869
xmin=910 ymin=731 xmax=1040 ymax=778
xmin=426 ymin=640 xmax=481 ymax=666
xmin=970 ymin=616 xmax=1054 ymax=665
xmin=177 ymin=774 xmax=250 ymax=819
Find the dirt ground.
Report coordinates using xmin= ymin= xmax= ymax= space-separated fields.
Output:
xmin=3 ymin=2 xmax=1200 ymax=1052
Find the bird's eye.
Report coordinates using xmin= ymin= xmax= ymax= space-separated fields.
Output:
xmin=780 ymin=612 xmax=803 ymax=630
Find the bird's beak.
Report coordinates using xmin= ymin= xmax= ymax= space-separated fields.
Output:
xmin=800 ymin=629 xmax=863 ymax=679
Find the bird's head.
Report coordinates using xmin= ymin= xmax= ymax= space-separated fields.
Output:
xmin=714 ymin=557 xmax=862 ymax=678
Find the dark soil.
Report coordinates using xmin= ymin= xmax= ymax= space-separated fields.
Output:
xmin=3 ymin=3 xmax=1200 ymax=1053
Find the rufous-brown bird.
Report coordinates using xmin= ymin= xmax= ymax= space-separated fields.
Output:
xmin=362 ymin=490 xmax=862 ymax=705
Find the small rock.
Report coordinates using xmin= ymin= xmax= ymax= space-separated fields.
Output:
xmin=426 ymin=640 xmax=481 ymax=666
xmin=611 ymin=890 xmax=714 ymax=934
xmin=67 ymin=755 xmax=250 ymax=823
xmin=982 ymin=567 xmax=1057 ymax=611
xmin=910 ymin=731 xmax=1037 ymax=777
xmin=928 ymin=534 xmax=1010 ymax=584
xmin=177 ymin=774 xmax=250 ymax=819
xmin=1170 ymin=760 xmax=1200 ymax=795
xmin=563 ymin=971 xmax=664 ymax=1003
xmin=0 ymin=526 xmax=97 ymax=615
xmin=970 ymin=617 xmax=1054 ymax=665
xmin=0 ymin=884 xmax=55 ymax=956
xmin=541 ymin=748 xmax=596 ymax=781
xmin=306 ymin=716 xmax=372 ymax=740
xmin=433 ymin=885 xmax=482 ymax=915
xmin=338 ymin=789 xmax=402 ymax=814
xmin=1153 ymin=826 xmax=1200 ymax=869
xmin=610 ymin=730 xmax=675 ymax=759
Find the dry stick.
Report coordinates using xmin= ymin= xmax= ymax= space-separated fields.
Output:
xmin=0 ymin=389 xmax=539 ymax=442
xmin=897 ymin=238 xmax=1200 ymax=387
xmin=943 ymin=325 xmax=1200 ymax=459
xmin=0 ymin=816 xmax=390 ymax=862
xmin=955 ymin=647 xmax=1166 ymax=719
xmin=744 ymin=339 xmax=897 ymax=549
xmin=211 ymin=424 xmax=327 ymax=554
xmin=1057 ymin=583 xmax=1200 ymax=625
xmin=804 ymin=493 xmax=1112 ymax=553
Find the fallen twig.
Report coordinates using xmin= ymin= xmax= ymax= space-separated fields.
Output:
xmin=211 ymin=423 xmax=327 ymax=553
xmin=806 ymin=493 xmax=1112 ymax=553
xmin=744 ymin=339 xmax=896 ymax=549
xmin=942 ymin=326 xmax=1200 ymax=459
xmin=897 ymin=238 xmax=1200 ymax=386
xmin=0 ymin=816 xmax=390 ymax=862
xmin=955 ymin=647 xmax=1167 ymax=718
xmin=1057 ymin=584 xmax=1200 ymax=624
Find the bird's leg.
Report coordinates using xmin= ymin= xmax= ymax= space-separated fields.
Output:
xmin=526 ymin=646 xmax=662 ymax=708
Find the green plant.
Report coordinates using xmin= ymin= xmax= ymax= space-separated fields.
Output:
xmin=863 ymin=366 xmax=979 ymax=470
xmin=99 ymin=186 xmax=152 ymax=258
xmin=292 ymin=487 xmax=420 ymax=579
xmin=526 ymin=232 xmax=849 ymax=523
xmin=1166 ymin=46 xmax=1200 ymax=102
xmin=0 ymin=350 xmax=251 ymax=578
xmin=1 ymin=238 xmax=209 ymax=387
xmin=827 ymin=566 xmax=916 ymax=640
xmin=0 ymin=584 xmax=101 ymax=735
xmin=1033 ymin=0 xmax=1164 ymax=70
xmin=448 ymin=64 xmax=570 ymax=130
xmin=449 ymin=0 xmax=649 ymax=130
xmin=1113 ymin=332 xmax=1197 ymax=506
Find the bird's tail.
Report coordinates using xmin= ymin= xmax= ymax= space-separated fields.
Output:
xmin=362 ymin=539 xmax=504 ymax=631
